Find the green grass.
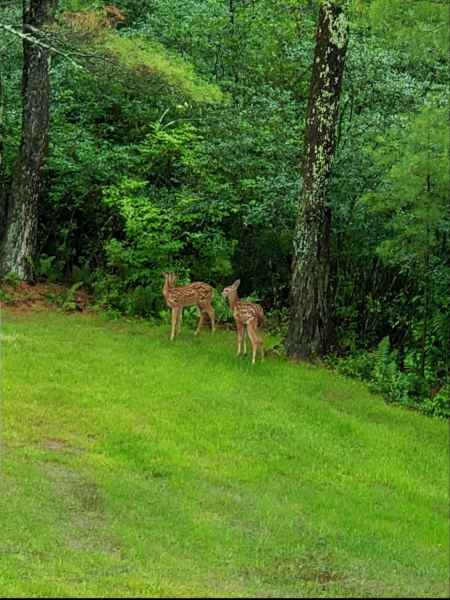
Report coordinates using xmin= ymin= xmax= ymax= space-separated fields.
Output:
xmin=1 ymin=310 xmax=448 ymax=597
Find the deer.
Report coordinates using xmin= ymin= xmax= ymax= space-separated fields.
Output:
xmin=222 ymin=279 xmax=264 ymax=364
xmin=163 ymin=273 xmax=215 ymax=341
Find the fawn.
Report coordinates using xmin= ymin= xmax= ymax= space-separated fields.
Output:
xmin=163 ymin=273 xmax=215 ymax=340
xmin=222 ymin=279 xmax=264 ymax=364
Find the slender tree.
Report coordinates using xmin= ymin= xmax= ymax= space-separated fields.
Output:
xmin=286 ymin=0 xmax=348 ymax=360
xmin=0 ymin=0 xmax=57 ymax=279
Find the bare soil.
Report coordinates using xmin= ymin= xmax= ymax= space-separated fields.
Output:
xmin=0 ymin=282 xmax=91 ymax=314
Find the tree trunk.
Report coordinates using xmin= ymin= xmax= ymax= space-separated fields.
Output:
xmin=286 ymin=1 xmax=348 ymax=360
xmin=0 ymin=0 xmax=57 ymax=280
xmin=0 ymin=65 xmax=6 ymax=241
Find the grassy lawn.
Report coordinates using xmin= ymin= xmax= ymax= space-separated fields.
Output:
xmin=0 ymin=309 xmax=448 ymax=597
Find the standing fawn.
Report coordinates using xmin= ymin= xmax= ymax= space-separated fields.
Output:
xmin=222 ymin=279 xmax=264 ymax=364
xmin=163 ymin=273 xmax=215 ymax=340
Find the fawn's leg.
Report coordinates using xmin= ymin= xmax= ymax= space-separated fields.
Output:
xmin=247 ymin=319 xmax=260 ymax=364
xmin=236 ymin=321 xmax=244 ymax=356
xmin=195 ymin=307 xmax=205 ymax=335
xmin=176 ymin=308 xmax=183 ymax=335
xmin=198 ymin=302 xmax=215 ymax=333
xmin=171 ymin=307 xmax=179 ymax=340
xmin=205 ymin=303 xmax=215 ymax=333
xmin=253 ymin=323 xmax=264 ymax=360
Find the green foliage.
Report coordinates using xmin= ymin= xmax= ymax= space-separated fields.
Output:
xmin=59 ymin=281 xmax=84 ymax=311
xmin=329 ymin=25 xmax=449 ymax=406
xmin=33 ymin=254 xmax=65 ymax=283
xmin=366 ymin=0 xmax=448 ymax=66
xmin=332 ymin=336 xmax=449 ymax=418
xmin=42 ymin=281 xmax=84 ymax=311
xmin=136 ymin=0 xmax=315 ymax=93
xmin=211 ymin=289 xmax=232 ymax=324
xmin=59 ymin=0 xmax=105 ymax=11
xmin=37 ymin=0 xmax=304 ymax=311
xmin=1 ymin=271 xmax=21 ymax=288
xmin=95 ymin=177 xmax=181 ymax=315
xmin=363 ymin=105 xmax=448 ymax=270
xmin=422 ymin=386 xmax=450 ymax=419
xmin=94 ymin=168 xmax=237 ymax=316
xmin=370 ymin=336 xmax=412 ymax=404
xmin=0 ymin=288 xmax=14 ymax=304
xmin=99 ymin=33 xmax=224 ymax=104
xmin=357 ymin=104 xmax=450 ymax=399
xmin=68 ymin=0 xmax=153 ymax=23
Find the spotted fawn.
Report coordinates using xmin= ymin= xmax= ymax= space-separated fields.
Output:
xmin=163 ymin=273 xmax=215 ymax=340
xmin=222 ymin=279 xmax=264 ymax=364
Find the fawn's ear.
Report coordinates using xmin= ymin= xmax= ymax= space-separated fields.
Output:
xmin=232 ymin=279 xmax=241 ymax=289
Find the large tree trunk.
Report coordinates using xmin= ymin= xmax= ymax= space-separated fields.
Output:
xmin=286 ymin=1 xmax=348 ymax=360
xmin=0 ymin=66 xmax=6 ymax=241
xmin=0 ymin=0 xmax=57 ymax=280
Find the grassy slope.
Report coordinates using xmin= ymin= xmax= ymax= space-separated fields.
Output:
xmin=0 ymin=310 xmax=448 ymax=598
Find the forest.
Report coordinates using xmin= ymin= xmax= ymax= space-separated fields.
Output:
xmin=0 ymin=0 xmax=448 ymax=415
xmin=0 ymin=1 xmax=449 ymax=597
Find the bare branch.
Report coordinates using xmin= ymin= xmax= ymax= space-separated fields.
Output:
xmin=0 ymin=21 xmax=83 ymax=68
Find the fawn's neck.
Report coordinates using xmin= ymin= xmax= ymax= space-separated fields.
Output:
xmin=227 ymin=290 xmax=239 ymax=311
xmin=163 ymin=279 xmax=172 ymax=300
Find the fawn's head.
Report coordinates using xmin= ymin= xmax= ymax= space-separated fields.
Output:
xmin=222 ymin=279 xmax=240 ymax=300
xmin=163 ymin=272 xmax=178 ymax=287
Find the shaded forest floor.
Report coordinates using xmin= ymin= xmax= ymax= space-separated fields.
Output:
xmin=0 ymin=307 xmax=448 ymax=597
xmin=0 ymin=281 xmax=91 ymax=313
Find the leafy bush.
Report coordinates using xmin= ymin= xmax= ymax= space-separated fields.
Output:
xmin=332 ymin=337 xmax=449 ymax=418
xmin=422 ymin=386 xmax=450 ymax=419
xmin=93 ymin=178 xmax=180 ymax=315
xmin=59 ymin=282 xmax=85 ymax=311
xmin=0 ymin=288 xmax=14 ymax=304
xmin=1 ymin=272 xmax=21 ymax=289
xmin=33 ymin=254 xmax=65 ymax=283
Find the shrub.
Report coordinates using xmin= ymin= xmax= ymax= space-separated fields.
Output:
xmin=331 ymin=336 xmax=449 ymax=418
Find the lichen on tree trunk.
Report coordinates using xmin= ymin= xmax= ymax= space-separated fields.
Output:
xmin=286 ymin=1 xmax=348 ymax=360
xmin=0 ymin=0 xmax=57 ymax=280
xmin=0 ymin=67 xmax=5 ymax=241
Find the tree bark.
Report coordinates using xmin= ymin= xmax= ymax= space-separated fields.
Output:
xmin=0 ymin=0 xmax=57 ymax=280
xmin=286 ymin=1 xmax=348 ymax=360
xmin=0 ymin=65 xmax=6 ymax=241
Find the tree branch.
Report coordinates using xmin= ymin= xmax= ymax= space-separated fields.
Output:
xmin=0 ymin=21 xmax=83 ymax=68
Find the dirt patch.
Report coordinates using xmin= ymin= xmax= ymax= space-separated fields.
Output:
xmin=42 ymin=461 xmax=122 ymax=555
xmin=41 ymin=438 xmax=85 ymax=455
xmin=0 ymin=281 xmax=92 ymax=314
xmin=43 ymin=438 xmax=69 ymax=451
xmin=301 ymin=568 xmax=341 ymax=584
xmin=258 ymin=557 xmax=343 ymax=588
xmin=3 ymin=438 xmax=85 ymax=455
